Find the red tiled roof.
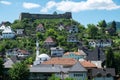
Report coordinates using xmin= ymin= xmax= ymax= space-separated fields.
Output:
xmin=37 ymin=24 xmax=43 ymax=28
xmin=44 ymin=36 xmax=55 ymax=42
xmin=64 ymin=52 xmax=84 ymax=56
xmin=42 ymin=58 xmax=77 ymax=66
xmin=18 ymin=49 xmax=29 ymax=54
xmin=80 ymin=60 xmax=97 ymax=68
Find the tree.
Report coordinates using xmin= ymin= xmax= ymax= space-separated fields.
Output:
xmin=36 ymin=32 xmax=44 ymax=40
xmin=98 ymin=20 xmax=107 ymax=36
xmin=105 ymin=48 xmax=115 ymax=68
xmin=114 ymin=51 xmax=120 ymax=75
xmin=65 ymin=77 xmax=74 ymax=80
xmin=48 ymin=74 xmax=60 ymax=80
xmin=87 ymin=24 xmax=98 ymax=39
xmin=111 ymin=21 xmax=116 ymax=33
xmin=8 ymin=62 xmax=29 ymax=80
xmin=0 ymin=58 xmax=4 ymax=79
xmin=98 ymin=20 xmax=107 ymax=28
xmin=46 ymin=28 xmax=57 ymax=38
xmin=24 ymin=57 xmax=34 ymax=65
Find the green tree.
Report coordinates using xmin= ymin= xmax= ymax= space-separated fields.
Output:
xmin=24 ymin=57 xmax=34 ymax=65
xmin=65 ymin=77 xmax=74 ymax=80
xmin=36 ymin=32 xmax=44 ymax=40
xmin=46 ymin=28 xmax=57 ymax=38
xmin=98 ymin=20 xmax=107 ymax=28
xmin=9 ymin=62 xmax=29 ymax=80
xmin=111 ymin=21 xmax=116 ymax=33
xmin=105 ymin=48 xmax=115 ymax=68
xmin=87 ymin=24 xmax=98 ymax=39
xmin=11 ymin=20 xmax=24 ymax=29
xmin=0 ymin=58 xmax=4 ymax=79
xmin=48 ymin=74 xmax=60 ymax=80
xmin=114 ymin=51 xmax=120 ymax=75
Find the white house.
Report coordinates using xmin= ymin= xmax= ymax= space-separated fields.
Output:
xmin=58 ymin=25 xmax=64 ymax=31
xmin=0 ymin=24 xmax=6 ymax=30
xmin=2 ymin=26 xmax=15 ymax=39
xmin=50 ymin=47 xmax=64 ymax=57
xmin=16 ymin=29 xmax=24 ymax=35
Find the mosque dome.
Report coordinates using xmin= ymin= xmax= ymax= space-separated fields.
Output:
xmin=37 ymin=54 xmax=50 ymax=61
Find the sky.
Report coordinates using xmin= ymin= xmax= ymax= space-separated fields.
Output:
xmin=0 ymin=0 xmax=120 ymax=27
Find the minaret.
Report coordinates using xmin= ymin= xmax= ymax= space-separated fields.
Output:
xmin=33 ymin=40 xmax=40 ymax=65
xmin=36 ymin=40 xmax=39 ymax=61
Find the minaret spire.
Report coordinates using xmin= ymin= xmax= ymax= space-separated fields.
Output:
xmin=33 ymin=40 xmax=40 ymax=65
xmin=36 ymin=40 xmax=39 ymax=60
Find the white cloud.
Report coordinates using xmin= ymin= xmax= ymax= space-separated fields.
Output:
xmin=40 ymin=0 xmax=120 ymax=13
xmin=41 ymin=1 xmax=56 ymax=13
xmin=0 ymin=0 xmax=12 ymax=5
xmin=23 ymin=2 xmax=40 ymax=9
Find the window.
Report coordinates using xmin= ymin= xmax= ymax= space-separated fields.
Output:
xmin=74 ymin=73 xmax=83 ymax=77
xmin=106 ymin=73 xmax=112 ymax=77
xmin=96 ymin=73 xmax=102 ymax=77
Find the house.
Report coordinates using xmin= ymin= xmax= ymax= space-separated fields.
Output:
xmin=29 ymin=64 xmax=65 ymax=80
xmin=42 ymin=57 xmax=77 ymax=67
xmin=80 ymin=60 xmax=97 ymax=69
xmin=44 ymin=36 xmax=56 ymax=48
xmin=67 ymin=34 xmax=78 ymax=42
xmin=50 ymin=47 xmax=64 ymax=57
xmin=105 ymin=27 xmax=116 ymax=35
xmin=2 ymin=26 xmax=16 ymax=39
xmin=69 ymin=25 xmax=78 ymax=33
xmin=17 ymin=49 xmax=30 ymax=58
xmin=4 ymin=56 xmax=19 ymax=68
xmin=16 ymin=29 xmax=24 ymax=35
xmin=36 ymin=24 xmax=45 ymax=32
xmin=3 ymin=56 xmax=20 ymax=80
xmin=0 ymin=24 xmax=6 ymax=31
xmin=89 ymin=39 xmax=112 ymax=47
xmin=63 ymin=50 xmax=86 ymax=60
xmin=80 ymin=47 xmax=106 ymax=68
xmin=69 ymin=62 xmax=87 ymax=80
xmin=91 ymin=68 xmax=115 ymax=80
xmin=80 ymin=60 xmax=97 ymax=80
xmin=30 ymin=61 xmax=87 ymax=80
xmin=6 ymin=48 xmax=30 ymax=59
xmin=58 ymin=24 xmax=64 ymax=31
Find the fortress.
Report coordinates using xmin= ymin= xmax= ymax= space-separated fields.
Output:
xmin=19 ymin=12 xmax=72 ymax=20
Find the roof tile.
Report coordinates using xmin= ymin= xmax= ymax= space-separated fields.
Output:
xmin=42 ymin=58 xmax=77 ymax=66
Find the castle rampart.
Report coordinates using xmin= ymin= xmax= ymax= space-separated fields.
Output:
xmin=19 ymin=12 xmax=72 ymax=20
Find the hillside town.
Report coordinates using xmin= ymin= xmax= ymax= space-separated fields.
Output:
xmin=0 ymin=12 xmax=120 ymax=80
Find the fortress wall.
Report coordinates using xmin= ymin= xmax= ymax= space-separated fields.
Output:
xmin=19 ymin=12 xmax=72 ymax=20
